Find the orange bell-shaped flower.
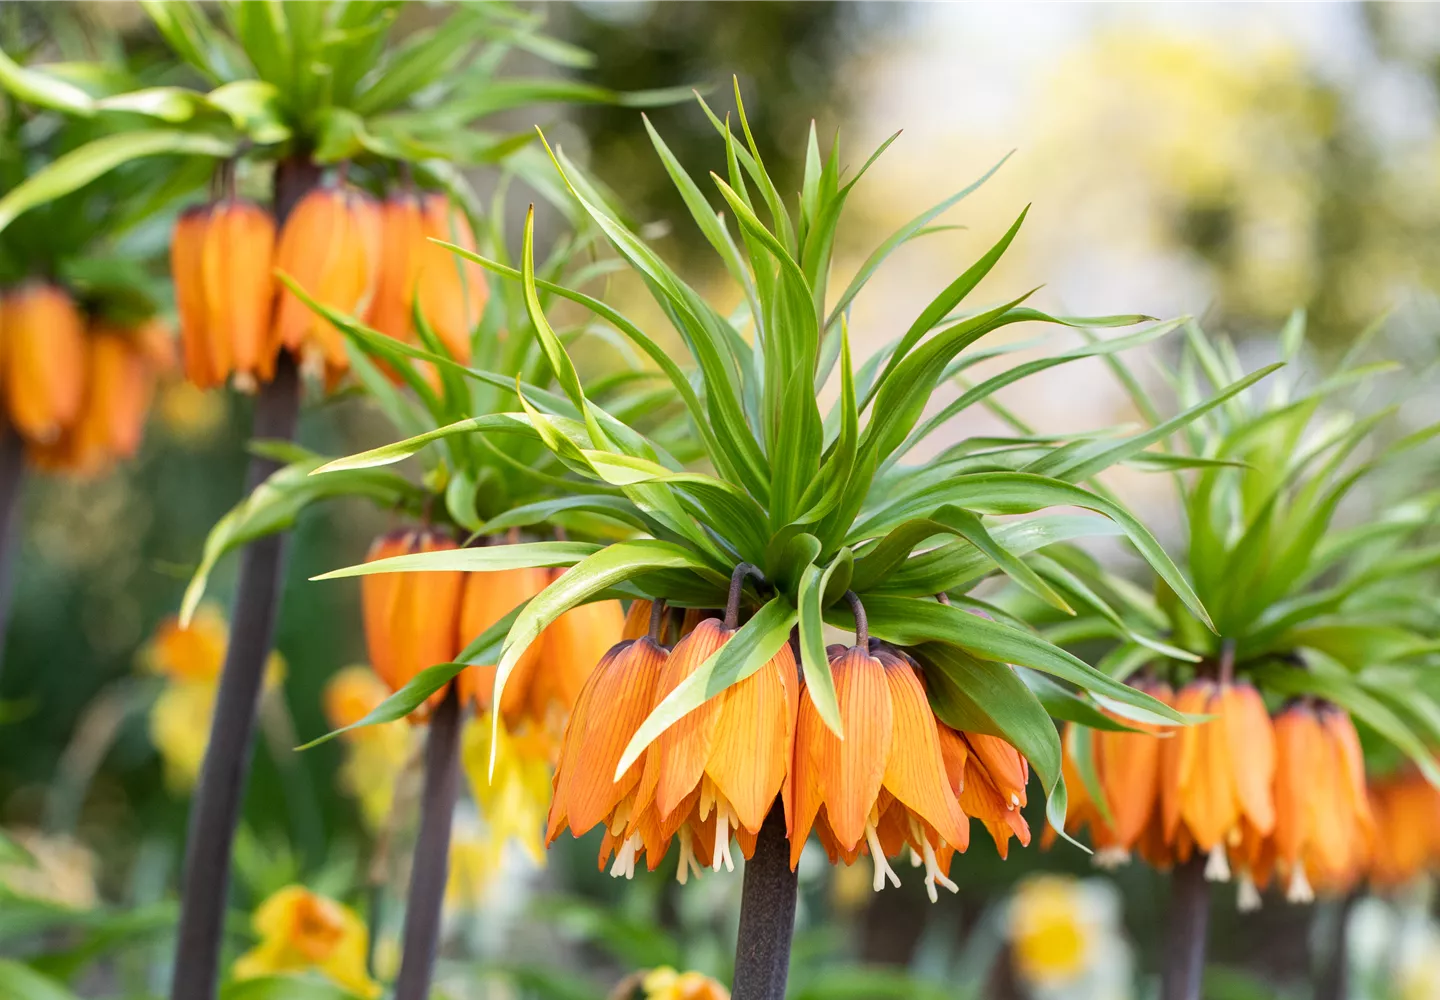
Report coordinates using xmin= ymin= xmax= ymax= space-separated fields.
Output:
xmin=539 ymin=572 xmax=625 ymax=722
xmin=456 ymin=564 xmax=550 ymax=721
xmin=1162 ymin=678 xmax=1276 ymax=883
xmin=272 ymin=186 xmax=382 ymax=381
xmin=1272 ymin=701 xmax=1373 ymax=901
xmin=368 ymin=192 xmax=485 ymax=363
xmin=630 ymin=616 xmax=799 ymax=876
xmin=1367 ymin=768 xmax=1440 ymax=889
xmin=361 ymin=528 xmax=463 ymax=712
xmin=172 ymin=205 xmax=229 ymax=389
xmin=2 ymin=283 xmax=86 ymax=445
xmin=547 ymin=604 xmax=669 ymax=875
xmin=201 ymin=198 xmax=278 ymax=391
xmin=790 ymin=638 xmax=967 ymax=902
xmin=945 ymin=727 xmax=1032 ymax=861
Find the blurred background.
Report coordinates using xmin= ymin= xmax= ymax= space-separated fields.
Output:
xmin=4 ymin=3 xmax=1440 ymax=999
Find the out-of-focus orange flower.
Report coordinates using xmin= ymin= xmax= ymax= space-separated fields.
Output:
xmin=1272 ymin=701 xmax=1373 ymax=901
xmin=638 ymin=967 xmax=730 ymax=1000
xmin=1 ymin=283 xmax=86 ymax=444
xmin=361 ymin=528 xmax=463 ymax=712
xmin=628 ymin=617 xmax=798 ymax=879
xmin=272 ymin=185 xmax=382 ymax=382
xmin=1159 ymin=679 xmax=1276 ymax=883
xmin=232 ymin=885 xmax=380 ymax=999
xmin=30 ymin=321 xmax=167 ymax=476
xmin=367 ymin=191 xmax=485 ymax=363
xmin=142 ymin=604 xmax=229 ymax=683
xmin=547 ymin=615 xmax=668 ymax=875
xmin=791 ymin=641 xmax=964 ymax=901
xmin=456 ymin=565 xmax=550 ymax=719
xmin=1367 ymin=768 xmax=1440 ymax=889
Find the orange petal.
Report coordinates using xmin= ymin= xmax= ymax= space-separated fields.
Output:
xmin=1272 ymin=703 xmax=1319 ymax=868
xmin=876 ymin=649 xmax=966 ymax=850
xmin=538 ymin=583 xmax=624 ymax=724
xmin=705 ymin=642 xmax=795 ymax=833
xmin=649 ymin=619 xmax=731 ymax=823
xmin=1096 ymin=713 xmax=1162 ymax=849
xmin=965 ymin=732 xmax=1029 ymax=810
xmin=802 ymin=646 xmax=891 ymax=852
xmin=171 ymin=207 xmax=222 ymax=388
xmin=1177 ymin=681 xmax=1239 ymax=851
xmin=1222 ymin=681 xmax=1276 ymax=835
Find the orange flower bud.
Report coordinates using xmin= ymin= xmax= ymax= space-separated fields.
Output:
xmin=455 ymin=565 xmax=550 ymax=722
xmin=272 ymin=186 xmax=382 ymax=381
xmin=360 ymin=528 xmax=463 ymax=713
xmin=202 ymin=198 xmax=278 ymax=391
xmin=34 ymin=324 xmax=158 ymax=475
xmin=2 ymin=283 xmax=86 ymax=444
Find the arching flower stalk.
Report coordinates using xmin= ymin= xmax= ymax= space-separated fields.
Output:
xmin=1040 ymin=316 xmax=1440 ymax=1000
xmin=314 ymin=88 xmax=1270 ymax=999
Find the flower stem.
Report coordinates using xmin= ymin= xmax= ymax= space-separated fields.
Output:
xmin=394 ymin=682 xmax=464 ymax=1000
xmin=1161 ymin=854 xmax=1212 ymax=1000
xmin=169 ymin=354 xmax=302 ymax=1000
xmin=0 ymin=422 xmax=24 ymax=683
xmin=724 ymin=563 xmax=766 ymax=629
xmin=1315 ymin=890 xmax=1360 ymax=1000
xmin=731 ymin=800 xmax=797 ymax=1000
xmin=843 ymin=591 xmax=868 ymax=648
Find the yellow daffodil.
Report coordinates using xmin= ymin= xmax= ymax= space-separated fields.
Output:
xmin=141 ymin=606 xmax=285 ymax=793
xmin=232 ymin=885 xmax=380 ymax=999
xmin=641 ymin=967 xmax=731 ymax=1000
xmin=1008 ymin=876 xmax=1094 ymax=988
xmin=323 ymin=666 xmax=416 ymax=832
xmin=461 ymin=712 xmax=552 ymax=866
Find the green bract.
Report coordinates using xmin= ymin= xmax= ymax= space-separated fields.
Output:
xmin=1033 ymin=314 xmax=1440 ymax=783
xmin=0 ymin=0 xmax=687 ymax=233
xmin=312 ymin=89 xmax=1277 ymax=832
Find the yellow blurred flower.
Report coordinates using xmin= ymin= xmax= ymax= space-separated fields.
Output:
xmin=461 ymin=712 xmax=552 ymax=866
xmin=0 ymin=829 xmax=98 ymax=909
xmin=232 ymin=885 xmax=380 ymax=1000
xmin=323 ymin=666 xmax=416 ymax=832
xmin=640 ymin=967 xmax=730 ymax=1000
xmin=157 ymin=379 xmax=226 ymax=446
xmin=1009 ymin=876 xmax=1093 ymax=988
xmin=142 ymin=605 xmax=285 ymax=793
xmin=446 ymin=821 xmax=503 ymax=913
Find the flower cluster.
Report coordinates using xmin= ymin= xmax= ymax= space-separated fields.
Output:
xmin=1 ymin=283 xmax=174 ymax=474
xmin=1061 ymin=680 xmax=1380 ymax=907
xmin=172 ymin=183 xmax=481 ymax=390
xmin=548 ymin=593 xmax=1031 ymax=901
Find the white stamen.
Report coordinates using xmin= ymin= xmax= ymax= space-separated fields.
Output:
xmin=1009 ymin=793 xmax=1020 ymax=809
xmin=1286 ymin=866 xmax=1315 ymax=904
xmin=1236 ymin=872 xmax=1262 ymax=912
xmin=232 ymin=372 xmax=258 ymax=395
xmin=1093 ymin=848 xmax=1132 ymax=870
xmin=865 ymin=823 xmax=901 ymax=891
xmin=608 ymin=832 xmax=642 ymax=880
xmin=676 ymin=827 xmax=703 ymax=885
xmin=908 ymin=848 xmax=923 ymax=868
xmin=921 ymin=839 xmax=959 ymax=904
xmin=1204 ymin=845 xmax=1232 ymax=883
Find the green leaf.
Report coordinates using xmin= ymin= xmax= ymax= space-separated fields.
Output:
xmin=312 ymin=413 xmax=544 ymax=473
xmin=0 ymin=960 xmax=79 ymax=1000
xmin=852 ymin=472 xmax=1213 ymax=631
xmin=796 ymin=556 xmax=850 ymax=737
xmin=0 ymin=130 xmax=237 ymax=234
xmin=847 ymin=597 xmax=1185 ymax=726
xmin=311 ymin=541 xmax=601 ymax=582
xmin=181 ymin=459 xmax=423 ymax=623
xmin=220 ymin=975 xmax=366 ymax=1000
xmin=615 ymin=598 xmax=798 ymax=778
xmin=912 ymin=642 xmax=1061 ymax=794
xmin=1020 ymin=669 xmax=1140 ymax=732
xmin=0 ymin=50 xmax=96 ymax=115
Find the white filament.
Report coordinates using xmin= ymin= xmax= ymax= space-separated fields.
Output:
xmin=866 ymin=823 xmax=901 ymax=892
xmin=609 ymin=832 xmax=642 ymax=880
xmin=1237 ymin=872 xmax=1262 ymax=912
xmin=1204 ymin=844 xmax=1232 ymax=883
xmin=1287 ymin=866 xmax=1315 ymax=904
xmin=921 ymin=839 xmax=959 ymax=904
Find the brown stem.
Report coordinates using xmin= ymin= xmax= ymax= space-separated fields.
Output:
xmin=648 ymin=599 xmax=667 ymax=643
xmin=1161 ymin=855 xmax=1212 ymax=1000
xmin=844 ymin=591 xmax=868 ymax=648
xmin=170 ymin=354 xmax=302 ymax=1000
xmin=394 ymin=683 xmax=464 ymax=1000
xmin=1218 ymin=638 xmax=1236 ymax=685
xmin=724 ymin=563 xmax=765 ymax=629
xmin=730 ymin=801 xmax=797 ymax=1000
xmin=0 ymin=420 xmax=25 ymax=684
